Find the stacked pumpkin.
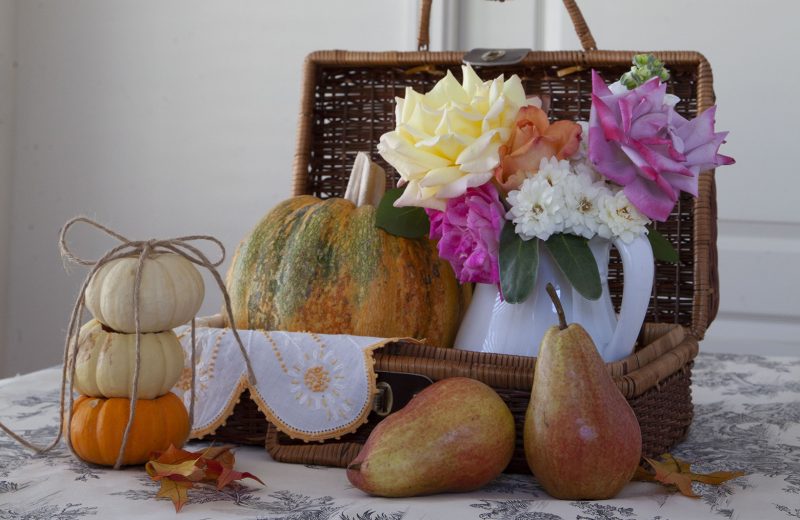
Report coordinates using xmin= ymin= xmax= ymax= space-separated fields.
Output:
xmin=70 ymin=254 xmax=203 ymax=466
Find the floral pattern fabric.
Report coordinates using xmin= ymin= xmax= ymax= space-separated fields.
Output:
xmin=1 ymin=352 xmax=799 ymax=519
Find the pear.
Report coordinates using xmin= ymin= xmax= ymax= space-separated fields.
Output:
xmin=347 ymin=377 xmax=515 ymax=497
xmin=524 ymin=283 xmax=642 ymax=500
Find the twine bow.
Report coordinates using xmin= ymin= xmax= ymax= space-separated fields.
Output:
xmin=0 ymin=216 xmax=257 ymax=469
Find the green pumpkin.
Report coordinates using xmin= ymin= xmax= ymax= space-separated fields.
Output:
xmin=225 ymin=193 xmax=468 ymax=348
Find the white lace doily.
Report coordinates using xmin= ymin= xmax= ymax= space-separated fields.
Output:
xmin=173 ymin=325 xmax=402 ymax=442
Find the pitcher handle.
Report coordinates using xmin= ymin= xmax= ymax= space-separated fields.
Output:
xmin=603 ymin=234 xmax=654 ymax=362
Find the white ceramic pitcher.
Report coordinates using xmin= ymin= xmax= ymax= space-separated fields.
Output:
xmin=454 ymin=234 xmax=654 ymax=362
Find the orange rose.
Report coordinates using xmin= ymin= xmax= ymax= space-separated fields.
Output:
xmin=494 ymin=106 xmax=582 ymax=192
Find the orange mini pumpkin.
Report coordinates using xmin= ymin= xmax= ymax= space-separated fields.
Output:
xmin=69 ymin=392 xmax=189 ymax=466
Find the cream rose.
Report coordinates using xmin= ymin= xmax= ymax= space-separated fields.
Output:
xmin=377 ymin=65 xmax=526 ymax=210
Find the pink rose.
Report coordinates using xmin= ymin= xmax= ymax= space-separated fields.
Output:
xmin=588 ymin=70 xmax=734 ymax=221
xmin=425 ymin=183 xmax=505 ymax=284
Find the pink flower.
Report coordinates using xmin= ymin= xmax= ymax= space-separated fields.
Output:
xmin=494 ymin=105 xmax=582 ymax=192
xmin=588 ymin=70 xmax=734 ymax=221
xmin=425 ymin=183 xmax=505 ymax=284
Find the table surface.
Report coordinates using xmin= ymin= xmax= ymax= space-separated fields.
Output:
xmin=2 ymin=352 xmax=799 ymax=520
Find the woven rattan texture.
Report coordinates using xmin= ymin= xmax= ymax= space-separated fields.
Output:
xmin=262 ymin=364 xmax=693 ymax=474
xmin=295 ymin=59 xmax=716 ymax=336
xmin=208 ymin=324 xmax=696 ymax=473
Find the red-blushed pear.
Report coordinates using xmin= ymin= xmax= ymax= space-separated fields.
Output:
xmin=347 ymin=377 xmax=515 ymax=497
xmin=524 ymin=283 xmax=642 ymax=499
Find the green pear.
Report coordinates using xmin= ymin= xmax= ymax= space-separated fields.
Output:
xmin=347 ymin=377 xmax=515 ymax=497
xmin=524 ymin=284 xmax=642 ymax=500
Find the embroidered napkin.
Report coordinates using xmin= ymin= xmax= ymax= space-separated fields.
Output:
xmin=173 ymin=325 xmax=402 ymax=442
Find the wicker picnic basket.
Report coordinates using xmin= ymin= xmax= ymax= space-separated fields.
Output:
xmin=207 ymin=0 xmax=719 ymax=473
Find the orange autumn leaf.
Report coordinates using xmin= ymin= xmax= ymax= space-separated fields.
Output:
xmin=213 ymin=463 xmax=265 ymax=490
xmin=198 ymin=446 xmax=239 ymax=484
xmin=146 ymin=458 xmax=205 ymax=483
xmin=635 ymin=453 xmax=745 ymax=498
xmin=156 ymin=478 xmax=193 ymax=513
xmin=200 ymin=445 xmax=237 ymax=465
xmin=147 ymin=444 xmax=264 ymax=512
xmin=149 ymin=444 xmax=236 ymax=465
xmin=149 ymin=445 xmax=204 ymax=465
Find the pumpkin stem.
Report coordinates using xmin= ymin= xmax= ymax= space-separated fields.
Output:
xmin=344 ymin=152 xmax=386 ymax=208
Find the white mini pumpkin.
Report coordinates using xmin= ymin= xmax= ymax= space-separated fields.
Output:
xmin=85 ymin=253 xmax=204 ymax=333
xmin=74 ymin=319 xmax=186 ymax=399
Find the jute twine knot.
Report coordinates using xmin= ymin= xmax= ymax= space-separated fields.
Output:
xmin=0 ymin=216 xmax=258 ymax=469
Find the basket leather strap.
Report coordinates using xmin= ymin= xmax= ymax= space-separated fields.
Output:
xmin=416 ymin=0 xmax=597 ymax=52
xmin=418 ymin=0 xmax=433 ymax=51
xmin=562 ymin=0 xmax=597 ymax=51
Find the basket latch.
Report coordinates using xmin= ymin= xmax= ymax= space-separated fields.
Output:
xmin=372 ymin=371 xmax=433 ymax=417
xmin=372 ymin=382 xmax=394 ymax=417
xmin=463 ymin=48 xmax=529 ymax=67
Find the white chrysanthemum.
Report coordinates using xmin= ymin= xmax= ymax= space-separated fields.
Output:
xmin=562 ymin=171 xmax=609 ymax=239
xmin=506 ymin=175 xmax=565 ymax=241
xmin=536 ymin=156 xmax=571 ymax=187
xmin=572 ymin=160 xmax=602 ymax=183
xmin=597 ymin=189 xmax=651 ymax=243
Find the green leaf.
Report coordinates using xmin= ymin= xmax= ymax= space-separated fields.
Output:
xmin=374 ymin=188 xmax=430 ymax=239
xmin=499 ymin=221 xmax=539 ymax=304
xmin=544 ymin=233 xmax=602 ymax=300
xmin=647 ymin=227 xmax=679 ymax=263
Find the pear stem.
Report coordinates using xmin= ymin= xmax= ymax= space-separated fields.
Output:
xmin=546 ymin=283 xmax=568 ymax=331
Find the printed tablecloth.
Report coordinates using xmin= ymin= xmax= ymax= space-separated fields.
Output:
xmin=2 ymin=352 xmax=799 ymax=519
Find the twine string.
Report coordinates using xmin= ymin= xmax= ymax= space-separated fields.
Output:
xmin=0 ymin=216 xmax=257 ymax=468
xmin=158 ymin=240 xmax=256 ymax=385
xmin=189 ymin=318 xmax=197 ymax=427
xmin=113 ymin=241 xmax=150 ymax=469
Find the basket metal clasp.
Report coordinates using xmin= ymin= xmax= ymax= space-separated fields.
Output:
xmin=371 ymin=371 xmax=433 ymax=417
xmin=463 ymin=48 xmax=529 ymax=67
xmin=372 ymin=382 xmax=394 ymax=417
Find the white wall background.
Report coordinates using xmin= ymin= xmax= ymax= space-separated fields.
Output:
xmin=0 ymin=0 xmax=15 ymax=377
xmin=0 ymin=0 xmax=417 ymax=376
xmin=0 ymin=0 xmax=797 ymax=377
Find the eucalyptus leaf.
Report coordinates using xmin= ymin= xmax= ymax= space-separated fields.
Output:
xmin=647 ymin=227 xmax=679 ymax=263
xmin=374 ymin=188 xmax=430 ymax=239
xmin=499 ymin=222 xmax=539 ymax=304
xmin=544 ymin=233 xmax=602 ymax=300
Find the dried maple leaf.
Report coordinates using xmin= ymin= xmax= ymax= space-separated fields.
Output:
xmin=199 ymin=448 xmax=264 ymax=489
xmin=146 ymin=459 xmax=205 ymax=483
xmin=635 ymin=453 xmax=745 ymax=498
xmin=200 ymin=445 xmax=237 ymax=464
xmin=149 ymin=445 xmax=200 ymax=465
xmin=149 ymin=444 xmax=236 ymax=465
xmin=198 ymin=446 xmax=237 ymax=482
xmin=212 ymin=463 xmax=265 ymax=490
xmin=147 ymin=444 xmax=264 ymax=512
xmin=156 ymin=478 xmax=193 ymax=512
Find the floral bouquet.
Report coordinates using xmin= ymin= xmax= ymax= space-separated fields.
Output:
xmin=375 ymin=55 xmax=734 ymax=304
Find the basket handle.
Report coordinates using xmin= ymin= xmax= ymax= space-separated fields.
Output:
xmin=417 ymin=0 xmax=597 ymax=52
